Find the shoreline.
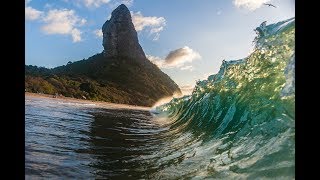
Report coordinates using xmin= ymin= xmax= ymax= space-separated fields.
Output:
xmin=25 ymin=92 xmax=151 ymax=111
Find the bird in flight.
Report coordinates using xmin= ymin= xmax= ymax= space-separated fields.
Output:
xmin=263 ymin=3 xmax=277 ymax=8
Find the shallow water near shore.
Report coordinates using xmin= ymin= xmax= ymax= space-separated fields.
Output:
xmin=26 ymin=96 xmax=159 ymax=178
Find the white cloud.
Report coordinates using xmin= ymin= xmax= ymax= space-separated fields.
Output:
xmin=165 ymin=46 xmax=201 ymax=67
xmin=147 ymin=46 xmax=201 ymax=69
xmin=71 ymin=29 xmax=82 ymax=42
xmin=131 ymin=11 xmax=166 ymax=41
xmin=180 ymin=65 xmax=194 ymax=71
xmin=41 ymin=9 xmax=87 ymax=42
xmin=80 ymin=0 xmax=133 ymax=8
xmin=216 ymin=10 xmax=222 ymax=15
xmin=233 ymin=0 xmax=271 ymax=11
xmin=150 ymin=26 xmax=164 ymax=34
xmin=93 ymin=29 xmax=103 ymax=38
xmin=25 ymin=6 xmax=43 ymax=21
xmin=83 ymin=0 xmax=111 ymax=8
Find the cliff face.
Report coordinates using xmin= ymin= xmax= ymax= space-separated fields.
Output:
xmin=25 ymin=4 xmax=181 ymax=107
xmin=102 ymin=4 xmax=146 ymax=60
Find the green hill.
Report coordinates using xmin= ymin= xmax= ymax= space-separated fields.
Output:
xmin=25 ymin=52 xmax=181 ymax=106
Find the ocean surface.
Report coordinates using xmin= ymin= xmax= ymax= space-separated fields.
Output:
xmin=25 ymin=18 xmax=295 ymax=179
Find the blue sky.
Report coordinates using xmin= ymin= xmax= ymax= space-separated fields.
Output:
xmin=25 ymin=0 xmax=294 ymax=94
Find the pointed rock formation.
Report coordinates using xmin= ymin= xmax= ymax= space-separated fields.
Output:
xmin=102 ymin=4 xmax=146 ymax=59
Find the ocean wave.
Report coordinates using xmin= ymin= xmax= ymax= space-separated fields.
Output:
xmin=154 ymin=17 xmax=295 ymax=178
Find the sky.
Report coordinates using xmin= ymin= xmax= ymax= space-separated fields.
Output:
xmin=25 ymin=0 xmax=295 ymax=95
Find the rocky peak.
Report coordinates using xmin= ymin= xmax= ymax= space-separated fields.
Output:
xmin=110 ymin=4 xmax=131 ymax=22
xmin=102 ymin=4 xmax=146 ymax=59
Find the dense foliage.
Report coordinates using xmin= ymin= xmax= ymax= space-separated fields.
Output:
xmin=25 ymin=53 xmax=181 ymax=106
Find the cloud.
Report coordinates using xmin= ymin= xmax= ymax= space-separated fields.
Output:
xmin=70 ymin=29 xmax=82 ymax=42
xmin=180 ymin=65 xmax=194 ymax=71
xmin=83 ymin=0 xmax=111 ymax=8
xmin=233 ymin=0 xmax=271 ymax=11
xmin=80 ymin=0 xmax=133 ymax=8
xmin=147 ymin=46 xmax=201 ymax=69
xmin=131 ymin=11 xmax=166 ymax=41
xmin=93 ymin=29 xmax=103 ymax=38
xmin=41 ymin=9 xmax=87 ymax=42
xmin=25 ymin=6 xmax=43 ymax=21
xmin=165 ymin=46 xmax=201 ymax=66
xmin=216 ymin=10 xmax=222 ymax=15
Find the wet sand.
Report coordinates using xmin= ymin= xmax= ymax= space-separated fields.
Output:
xmin=25 ymin=92 xmax=151 ymax=111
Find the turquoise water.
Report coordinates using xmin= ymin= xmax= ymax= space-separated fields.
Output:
xmin=155 ymin=17 xmax=295 ymax=179
xmin=25 ymin=18 xmax=295 ymax=179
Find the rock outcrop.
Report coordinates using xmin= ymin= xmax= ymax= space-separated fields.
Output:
xmin=102 ymin=4 xmax=146 ymax=59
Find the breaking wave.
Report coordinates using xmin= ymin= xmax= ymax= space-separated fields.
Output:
xmin=154 ymin=17 xmax=295 ymax=179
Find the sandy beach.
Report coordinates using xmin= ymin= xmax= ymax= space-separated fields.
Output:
xmin=25 ymin=92 xmax=151 ymax=111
